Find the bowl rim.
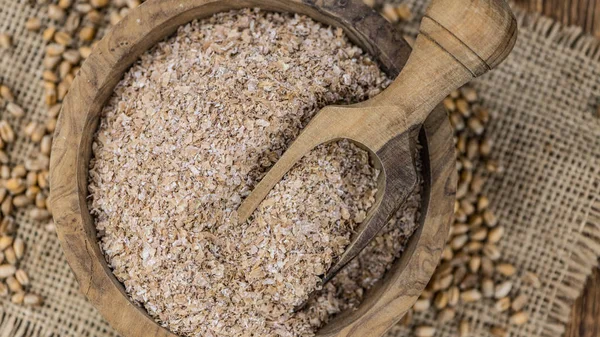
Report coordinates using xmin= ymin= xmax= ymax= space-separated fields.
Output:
xmin=49 ymin=0 xmax=455 ymax=336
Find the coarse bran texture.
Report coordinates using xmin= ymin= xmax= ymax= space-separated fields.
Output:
xmin=88 ymin=9 xmax=421 ymax=337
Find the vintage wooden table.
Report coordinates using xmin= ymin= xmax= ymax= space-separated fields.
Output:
xmin=512 ymin=1 xmax=600 ymax=337
xmin=514 ymin=0 xmax=600 ymax=37
xmin=564 ymin=270 xmax=600 ymax=337
xmin=565 ymin=269 xmax=600 ymax=337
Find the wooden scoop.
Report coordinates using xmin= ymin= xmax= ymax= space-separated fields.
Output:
xmin=238 ymin=0 xmax=517 ymax=283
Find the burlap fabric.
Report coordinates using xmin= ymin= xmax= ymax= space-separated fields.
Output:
xmin=385 ymin=2 xmax=600 ymax=337
xmin=0 ymin=1 xmax=598 ymax=336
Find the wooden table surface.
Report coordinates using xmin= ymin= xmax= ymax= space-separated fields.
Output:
xmin=514 ymin=0 xmax=600 ymax=37
xmin=511 ymin=2 xmax=600 ymax=336
xmin=564 ymin=269 xmax=600 ymax=337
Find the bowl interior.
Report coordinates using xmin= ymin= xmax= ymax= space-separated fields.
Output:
xmin=49 ymin=1 xmax=455 ymax=336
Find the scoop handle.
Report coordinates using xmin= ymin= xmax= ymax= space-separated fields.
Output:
xmin=373 ymin=0 xmax=517 ymax=124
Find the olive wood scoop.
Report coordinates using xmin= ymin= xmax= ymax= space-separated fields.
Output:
xmin=238 ymin=0 xmax=517 ymax=283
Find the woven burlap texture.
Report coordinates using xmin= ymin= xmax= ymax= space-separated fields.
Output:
xmin=384 ymin=1 xmax=600 ymax=337
xmin=0 ymin=1 xmax=598 ymax=336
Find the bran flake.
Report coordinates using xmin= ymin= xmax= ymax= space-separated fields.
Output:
xmin=89 ymin=9 xmax=421 ymax=337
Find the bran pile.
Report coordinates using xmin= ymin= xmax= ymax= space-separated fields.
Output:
xmin=89 ymin=9 xmax=422 ymax=337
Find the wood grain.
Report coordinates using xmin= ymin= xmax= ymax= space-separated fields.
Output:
xmin=49 ymin=0 xmax=458 ymax=336
xmin=565 ymin=268 xmax=600 ymax=337
xmin=514 ymin=0 xmax=600 ymax=37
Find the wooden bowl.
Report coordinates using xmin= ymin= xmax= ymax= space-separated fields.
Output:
xmin=49 ymin=0 xmax=456 ymax=336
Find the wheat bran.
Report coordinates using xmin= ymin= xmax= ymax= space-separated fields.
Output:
xmin=89 ymin=9 xmax=421 ymax=337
